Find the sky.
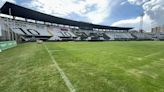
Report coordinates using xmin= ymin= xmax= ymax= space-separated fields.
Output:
xmin=0 ymin=0 xmax=164 ymax=32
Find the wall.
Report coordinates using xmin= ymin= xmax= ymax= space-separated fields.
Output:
xmin=0 ymin=41 xmax=17 ymax=52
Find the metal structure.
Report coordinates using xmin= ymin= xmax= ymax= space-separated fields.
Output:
xmin=0 ymin=2 xmax=133 ymax=31
xmin=139 ymin=13 xmax=144 ymax=33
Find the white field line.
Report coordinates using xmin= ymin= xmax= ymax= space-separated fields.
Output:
xmin=127 ymin=52 xmax=161 ymax=62
xmin=43 ymin=44 xmax=76 ymax=92
xmin=144 ymin=52 xmax=161 ymax=58
xmin=49 ymin=49 xmax=79 ymax=52
xmin=50 ymin=50 xmax=64 ymax=52
xmin=49 ymin=47 xmax=113 ymax=52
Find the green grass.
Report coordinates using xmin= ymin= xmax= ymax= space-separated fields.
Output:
xmin=0 ymin=41 xmax=164 ymax=92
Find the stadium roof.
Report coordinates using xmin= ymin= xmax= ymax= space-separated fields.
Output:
xmin=0 ymin=2 xmax=133 ymax=30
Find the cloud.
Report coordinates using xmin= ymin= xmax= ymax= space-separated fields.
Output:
xmin=0 ymin=0 xmax=16 ymax=7
xmin=112 ymin=0 xmax=164 ymax=31
xmin=127 ymin=0 xmax=149 ymax=5
xmin=128 ymin=0 xmax=164 ymax=26
xmin=111 ymin=14 xmax=152 ymax=31
xmin=143 ymin=0 xmax=164 ymax=26
xmin=120 ymin=1 xmax=127 ymax=5
xmin=23 ymin=0 xmax=115 ymax=24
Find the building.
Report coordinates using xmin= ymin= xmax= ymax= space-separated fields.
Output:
xmin=0 ymin=2 xmax=155 ymax=42
xmin=152 ymin=26 xmax=164 ymax=33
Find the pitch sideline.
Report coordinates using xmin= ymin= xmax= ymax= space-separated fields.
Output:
xmin=43 ymin=43 xmax=76 ymax=92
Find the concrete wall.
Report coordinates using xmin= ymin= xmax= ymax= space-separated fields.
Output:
xmin=0 ymin=41 xmax=17 ymax=52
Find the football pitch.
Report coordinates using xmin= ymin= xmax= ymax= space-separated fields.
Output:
xmin=0 ymin=41 xmax=164 ymax=92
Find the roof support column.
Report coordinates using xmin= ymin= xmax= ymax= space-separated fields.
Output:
xmin=25 ymin=18 xmax=27 ymax=22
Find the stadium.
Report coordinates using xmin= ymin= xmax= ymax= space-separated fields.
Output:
xmin=0 ymin=2 xmax=164 ymax=92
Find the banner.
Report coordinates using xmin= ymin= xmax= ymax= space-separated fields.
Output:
xmin=0 ymin=41 xmax=17 ymax=52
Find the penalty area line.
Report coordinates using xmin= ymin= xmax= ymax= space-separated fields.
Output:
xmin=43 ymin=44 xmax=76 ymax=92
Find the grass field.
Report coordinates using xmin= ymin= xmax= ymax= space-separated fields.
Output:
xmin=0 ymin=41 xmax=164 ymax=92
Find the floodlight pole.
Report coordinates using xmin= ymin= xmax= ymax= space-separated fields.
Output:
xmin=139 ymin=13 xmax=144 ymax=33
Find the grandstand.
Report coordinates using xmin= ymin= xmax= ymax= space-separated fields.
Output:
xmin=1 ymin=2 xmax=163 ymax=42
xmin=1 ymin=2 xmax=164 ymax=92
xmin=152 ymin=32 xmax=164 ymax=40
xmin=130 ymin=32 xmax=152 ymax=40
xmin=0 ymin=2 xmax=134 ymax=42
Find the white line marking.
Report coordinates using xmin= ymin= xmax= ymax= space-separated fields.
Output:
xmin=144 ymin=52 xmax=161 ymax=58
xmin=50 ymin=50 xmax=64 ymax=52
xmin=43 ymin=44 xmax=76 ymax=92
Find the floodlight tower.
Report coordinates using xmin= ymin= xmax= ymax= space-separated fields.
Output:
xmin=139 ymin=13 xmax=144 ymax=33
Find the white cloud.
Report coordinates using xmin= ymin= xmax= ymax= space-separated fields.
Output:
xmin=82 ymin=0 xmax=110 ymax=23
xmin=111 ymin=14 xmax=152 ymax=32
xmin=128 ymin=0 xmax=164 ymax=26
xmin=0 ymin=0 xmax=16 ymax=7
xmin=120 ymin=1 xmax=127 ymax=5
xmin=143 ymin=0 xmax=164 ymax=26
xmin=23 ymin=0 xmax=116 ymax=24
xmin=127 ymin=0 xmax=149 ymax=5
xmin=112 ymin=0 xmax=164 ymax=32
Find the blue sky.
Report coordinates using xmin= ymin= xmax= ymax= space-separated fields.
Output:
xmin=65 ymin=1 xmax=144 ymax=25
xmin=0 ymin=0 xmax=163 ymax=31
